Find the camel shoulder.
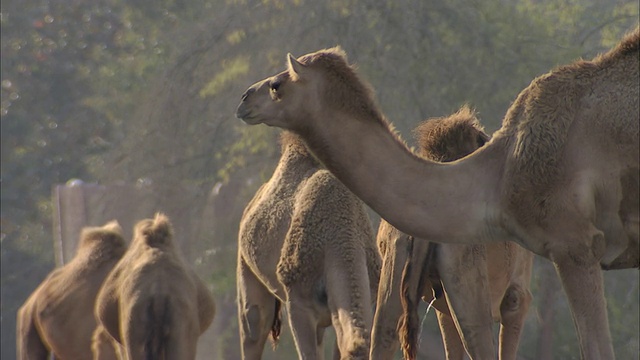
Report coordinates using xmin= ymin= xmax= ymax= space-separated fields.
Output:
xmin=498 ymin=28 xmax=639 ymax=224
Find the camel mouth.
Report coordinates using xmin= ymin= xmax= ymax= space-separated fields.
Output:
xmin=235 ymin=103 xmax=258 ymax=124
xmin=236 ymin=114 xmax=259 ymax=125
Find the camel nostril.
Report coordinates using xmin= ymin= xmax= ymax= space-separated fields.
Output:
xmin=241 ymin=88 xmax=256 ymax=101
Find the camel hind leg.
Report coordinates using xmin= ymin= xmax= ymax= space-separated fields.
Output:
xmin=393 ymin=237 xmax=472 ymax=360
xmin=237 ymin=256 xmax=281 ymax=360
xmin=396 ymin=235 xmax=434 ymax=360
xmin=162 ymin=324 xmax=199 ymax=360
xmin=284 ymin=292 xmax=326 ymax=360
xmin=370 ymin=234 xmax=409 ymax=359
xmin=123 ymin=296 xmax=200 ymax=360
xmin=498 ymin=252 xmax=533 ymax=360
xmin=16 ymin=302 xmax=49 ymax=360
xmin=437 ymin=243 xmax=496 ymax=360
xmin=435 ymin=309 xmax=465 ymax=360
xmin=92 ymin=324 xmax=123 ymax=360
xmin=497 ymin=284 xmax=532 ymax=360
xmin=325 ymin=248 xmax=373 ymax=360
xmin=122 ymin=296 xmax=169 ymax=360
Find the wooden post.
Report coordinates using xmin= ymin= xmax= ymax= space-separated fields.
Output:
xmin=51 ymin=182 xmax=88 ymax=266
xmin=51 ymin=182 xmax=147 ymax=265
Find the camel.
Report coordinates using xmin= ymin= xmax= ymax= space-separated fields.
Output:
xmin=94 ymin=213 xmax=216 ymax=360
xmin=372 ymin=108 xmax=533 ymax=360
xmin=237 ymin=131 xmax=381 ymax=359
xmin=235 ymin=27 xmax=639 ymax=359
xmin=16 ymin=221 xmax=127 ymax=360
xmin=92 ymin=324 xmax=123 ymax=360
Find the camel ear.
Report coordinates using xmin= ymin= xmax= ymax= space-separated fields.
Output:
xmin=287 ymin=53 xmax=306 ymax=79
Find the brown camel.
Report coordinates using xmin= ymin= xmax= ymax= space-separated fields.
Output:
xmin=372 ymin=108 xmax=533 ymax=360
xmin=94 ymin=213 xmax=216 ymax=360
xmin=235 ymin=27 xmax=639 ymax=359
xmin=237 ymin=131 xmax=381 ymax=359
xmin=16 ymin=221 xmax=127 ymax=360
xmin=92 ymin=324 xmax=123 ymax=360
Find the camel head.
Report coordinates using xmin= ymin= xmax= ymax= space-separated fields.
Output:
xmin=235 ymin=50 xmax=330 ymax=130
xmin=236 ymin=47 xmax=382 ymax=133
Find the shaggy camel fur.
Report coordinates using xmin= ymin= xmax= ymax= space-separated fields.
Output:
xmin=236 ymin=27 xmax=639 ymax=359
xmin=16 ymin=221 xmax=127 ymax=360
xmin=372 ymin=108 xmax=533 ymax=360
xmin=237 ymin=131 xmax=381 ymax=359
xmin=94 ymin=213 xmax=216 ymax=360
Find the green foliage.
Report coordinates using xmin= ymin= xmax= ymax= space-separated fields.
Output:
xmin=200 ymin=56 xmax=251 ymax=98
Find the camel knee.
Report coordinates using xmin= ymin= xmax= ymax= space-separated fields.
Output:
xmin=500 ymin=284 xmax=532 ymax=316
xmin=334 ymin=321 xmax=371 ymax=360
xmin=338 ymin=335 xmax=369 ymax=360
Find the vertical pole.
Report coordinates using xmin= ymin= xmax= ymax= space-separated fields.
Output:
xmin=51 ymin=182 xmax=88 ymax=266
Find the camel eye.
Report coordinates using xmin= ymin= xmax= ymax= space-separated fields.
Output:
xmin=270 ymin=81 xmax=281 ymax=93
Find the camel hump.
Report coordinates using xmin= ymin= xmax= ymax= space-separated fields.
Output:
xmin=134 ymin=213 xmax=174 ymax=247
xmin=413 ymin=105 xmax=489 ymax=162
xmin=77 ymin=220 xmax=125 ymax=253
xmin=617 ymin=26 xmax=639 ymax=55
xmin=599 ymin=25 xmax=639 ymax=64
xmin=102 ymin=220 xmax=123 ymax=234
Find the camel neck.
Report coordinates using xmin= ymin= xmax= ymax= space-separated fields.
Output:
xmin=298 ymin=112 xmax=506 ymax=244
xmin=277 ymin=144 xmax=320 ymax=177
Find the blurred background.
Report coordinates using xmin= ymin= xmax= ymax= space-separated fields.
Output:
xmin=1 ymin=0 xmax=638 ymax=359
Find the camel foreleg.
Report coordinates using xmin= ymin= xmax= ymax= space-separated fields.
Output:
xmin=553 ymin=249 xmax=615 ymax=360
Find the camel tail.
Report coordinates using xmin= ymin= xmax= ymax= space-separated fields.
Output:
xmin=398 ymin=236 xmax=420 ymax=360
xmin=269 ymin=298 xmax=283 ymax=349
xmin=144 ymin=296 xmax=170 ymax=360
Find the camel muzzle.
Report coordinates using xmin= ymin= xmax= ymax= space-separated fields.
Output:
xmin=235 ymin=102 xmax=252 ymax=123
